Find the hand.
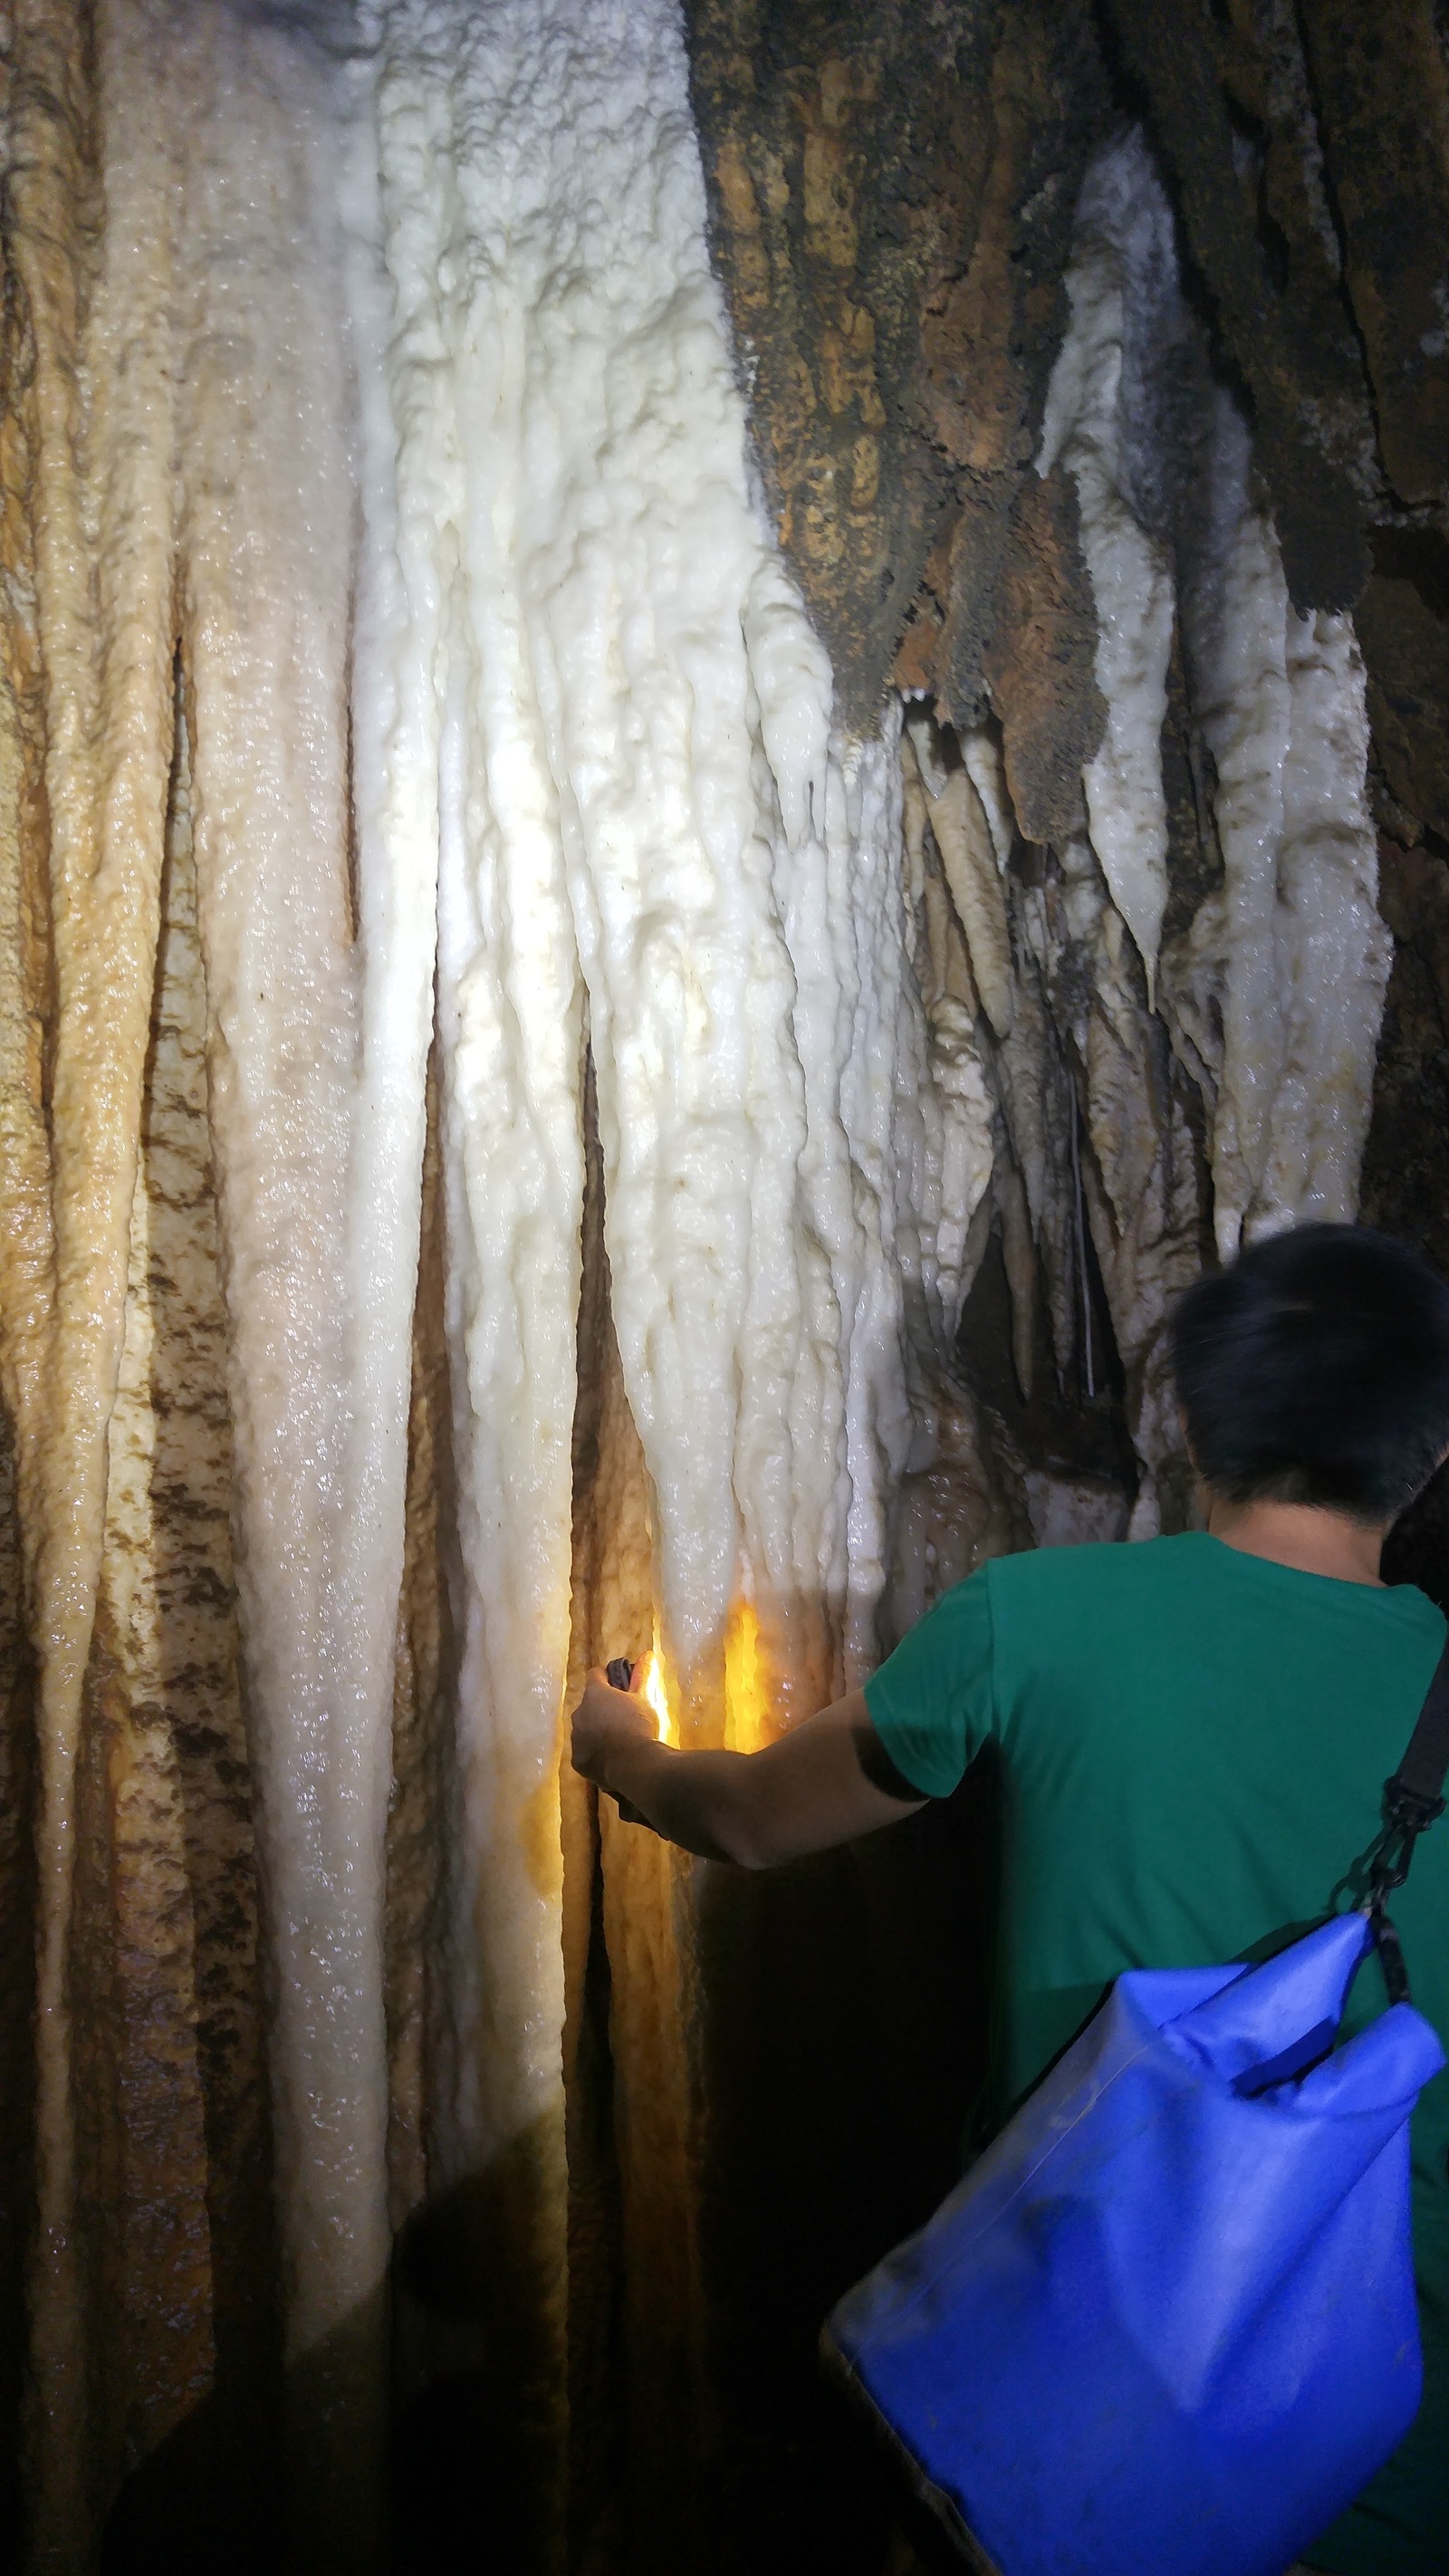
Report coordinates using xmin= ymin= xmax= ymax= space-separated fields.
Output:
xmin=571 ymin=1665 xmax=659 ymax=1794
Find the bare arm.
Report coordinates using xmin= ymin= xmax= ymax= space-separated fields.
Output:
xmin=570 ymin=1668 xmax=927 ymax=1868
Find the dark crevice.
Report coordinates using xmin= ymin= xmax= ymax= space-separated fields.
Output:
xmin=1369 ymin=523 xmax=1449 ymax=618
xmin=955 ymin=1209 xmax=1137 ymax=1507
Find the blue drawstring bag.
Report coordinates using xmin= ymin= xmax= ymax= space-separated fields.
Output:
xmin=824 ymin=1647 xmax=1449 ymax=2576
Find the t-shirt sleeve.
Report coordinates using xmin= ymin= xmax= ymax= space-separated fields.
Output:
xmin=861 ymin=1563 xmax=997 ymax=1798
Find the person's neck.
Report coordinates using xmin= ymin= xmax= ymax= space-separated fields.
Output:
xmin=1205 ymin=1493 xmax=1388 ymax=1586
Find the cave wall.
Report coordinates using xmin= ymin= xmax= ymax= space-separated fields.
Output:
xmin=1 ymin=7 xmax=1448 ymax=2576
xmin=687 ymin=0 xmax=1449 ymax=1577
xmin=686 ymin=0 xmax=1449 ymax=704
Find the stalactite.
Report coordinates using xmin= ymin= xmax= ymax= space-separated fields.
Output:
xmin=925 ymin=123 xmax=1395 ymax=1533
xmin=915 ymin=756 xmax=1014 ymax=1047
xmin=5 ymin=5 xmax=179 ymax=2557
xmin=172 ymin=16 xmax=394 ymax=2559
xmin=1184 ymin=392 xmax=1391 ymax=1254
xmin=1037 ymin=129 xmax=1176 ymax=1000
xmin=145 ymin=688 xmax=273 ymax=2470
xmin=0 ymin=97 xmax=49 ymax=2556
xmin=385 ymin=1046 xmax=454 ymax=2244
xmin=72 ymin=682 xmax=270 ymax=2506
xmin=1024 ymin=833 xmax=1206 ymax=1531
xmin=354 ymin=11 xmax=590 ymax=2535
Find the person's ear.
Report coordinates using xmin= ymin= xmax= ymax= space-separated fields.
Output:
xmin=1177 ymin=1406 xmax=1201 ymax=1475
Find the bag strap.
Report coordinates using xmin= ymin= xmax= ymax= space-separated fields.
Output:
xmin=1363 ymin=1631 xmax=1449 ymax=2005
xmin=1389 ymin=1632 xmax=1449 ymax=1815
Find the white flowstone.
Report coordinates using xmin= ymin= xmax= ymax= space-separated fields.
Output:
xmin=175 ymin=11 xmax=398 ymax=2545
xmin=1039 ymin=130 xmax=1177 ymax=998
xmin=332 ymin=32 xmax=951 ymax=2493
xmin=1185 ymin=394 xmax=1390 ymax=1254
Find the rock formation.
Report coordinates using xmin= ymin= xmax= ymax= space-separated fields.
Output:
xmin=0 ymin=4 xmax=1446 ymax=2571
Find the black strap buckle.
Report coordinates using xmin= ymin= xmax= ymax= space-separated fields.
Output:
xmin=1360 ymin=1773 xmax=1448 ymax=2009
xmin=1366 ymin=1776 xmax=1446 ymax=1900
xmin=1362 ymin=1895 xmax=1414 ymax=2008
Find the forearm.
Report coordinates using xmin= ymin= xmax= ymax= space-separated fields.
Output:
xmin=590 ymin=1687 xmax=927 ymax=1868
xmin=600 ymin=1735 xmax=773 ymax=1866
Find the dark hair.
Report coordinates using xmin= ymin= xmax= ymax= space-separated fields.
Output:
xmin=1169 ymin=1224 xmax=1449 ymax=1522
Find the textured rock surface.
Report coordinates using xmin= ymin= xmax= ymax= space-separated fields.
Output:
xmin=1296 ymin=0 xmax=1449 ymax=509
xmin=685 ymin=0 xmax=1111 ymax=738
xmin=1100 ymin=0 xmax=1375 ymax=612
xmin=982 ymin=464 xmax=1102 ymax=847
xmin=75 ymin=696 xmax=273 ymax=2533
xmin=3 ymin=6 xmax=179 ymax=2556
xmin=1364 ymin=843 xmax=1449 ymax=1278
xmin=692 ymin=0 xmax=1449 ymax=1547
xmin=685 ymin=0 xmax=986 ymax=730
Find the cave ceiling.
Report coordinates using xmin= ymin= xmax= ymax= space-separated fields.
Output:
xmin=686 ymin=0 xmax=1449 ymax=1292
xmin=686 ymin=0 xmax=1449 ymax=809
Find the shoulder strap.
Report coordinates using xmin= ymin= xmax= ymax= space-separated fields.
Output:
xmin=1363 ymin=1630 xmax=1449 ymax=2006
xmin=1389 ymin=1631 xmax=1449 ymax=1816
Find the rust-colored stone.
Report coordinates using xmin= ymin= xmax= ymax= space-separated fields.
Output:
xmin=983 ymin=463 xmax=1103 ymax=847
xmin=686 ymin=3 xmax=1015 ymax=726
xmin=933 ymin=0 xmax=1108 ymax=726
xmin=687 ymin=0 xmax=1111 ymax=730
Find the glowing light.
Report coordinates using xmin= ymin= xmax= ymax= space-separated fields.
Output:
xmin=638 ymin=1645 xmax=674 ymax=1746
xmin=724 ymin=1601 xmax=769 ymax=1754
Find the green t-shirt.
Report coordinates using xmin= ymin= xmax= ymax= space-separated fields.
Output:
xmin=864 ymin=1531 xmax=1449 ymax=2576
